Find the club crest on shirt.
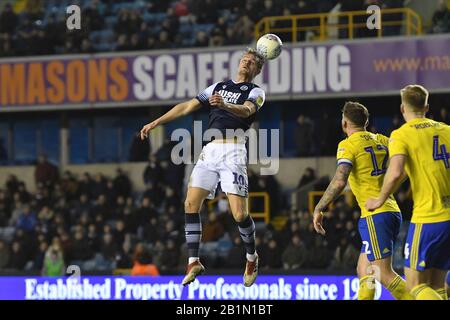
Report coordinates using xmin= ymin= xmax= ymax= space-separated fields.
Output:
xmin=256 ymin=96 xmax=263 ymax=106
xmin=240 ymin=85 xmax=248 ymax=91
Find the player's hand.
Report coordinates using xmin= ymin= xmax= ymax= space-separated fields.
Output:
xmin=365 ymin=198 xmax=383 ymax=212
xmin=140 ymin=120 xmax=160 ymax=140
xmin=313 ymin=210 xmax=326 ymax=235
xmin=209 ymin=93 xmax=225 ymax=108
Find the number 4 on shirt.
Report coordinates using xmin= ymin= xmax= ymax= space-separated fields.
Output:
xmin=433 ymin=135 xmax=450 ymax=169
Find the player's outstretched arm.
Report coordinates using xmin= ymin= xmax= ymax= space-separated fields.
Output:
xmin=366 ymin=154 xmax=406 ymax=211
xmin=140 ymin=98 xmax=202 ymax=140
xmin=313 ymin=164 xmax=352 ymax=235
xmin=209 ymin=93 xmax=256 ymax=118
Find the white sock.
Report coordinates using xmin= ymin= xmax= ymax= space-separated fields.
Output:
xmin=246 ymin=253 xmax=257 ymax=262
xmin=188 ymin=257 xmax=199 ymax=264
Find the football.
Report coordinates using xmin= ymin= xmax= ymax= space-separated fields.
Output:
xmin=256 ymin=33 xmax=283 ymax=60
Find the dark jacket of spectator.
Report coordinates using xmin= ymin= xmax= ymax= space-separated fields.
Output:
xmin=282 ymin=235 xmax=308 ymax=269
xmin=35 ymin=155 xmax=59 ymax=187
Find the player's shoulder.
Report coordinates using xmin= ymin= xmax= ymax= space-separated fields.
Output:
xmin=391 ymin=123 xmax=409 ymax=137
xmin=375 ymin=133 xmax=389 ymax=146
xmin=337 ymin=137 xmax=353 ymax=150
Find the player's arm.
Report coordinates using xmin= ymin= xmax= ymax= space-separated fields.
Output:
xmin=366 ymin=154 xmax=406 ymax=211
xmin=313 ymin=164 xmax=352 ymax=235
xmin=140 ymin=98 xmax=201 ymax=139
xmin=209 ymin=93 xmax=256 ymax=118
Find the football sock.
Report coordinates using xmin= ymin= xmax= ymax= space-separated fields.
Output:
xmin=436 ymin=288 xmax=448 ymax=300
xmin=185 ymin=213 xmax=201 ymax=262
xmin=386 ymin=275 xmax=413 ymax=300
xmin=358 ymin=275 xmax=376 ymax=300
xmin=237 ymin=214 xmax=256 ymax=260
xmin=410 ymin=284 xmax=443 ymax=300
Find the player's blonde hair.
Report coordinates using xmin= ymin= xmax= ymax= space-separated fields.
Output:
xmin=400 ymin=85 xmax=429 ymax=111
xmin=243 ymin=48 xmax=265 ymax=71
xmin=342 ymin=101 xmax=369 ymax=128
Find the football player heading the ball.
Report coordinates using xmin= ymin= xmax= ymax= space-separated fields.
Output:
xmin=140 ymin=35 xmax=282 ymax=287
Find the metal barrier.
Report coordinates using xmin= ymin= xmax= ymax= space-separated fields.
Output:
xmin=255 ymin=8 xmax=422 ymax=42
xmin=207 ymin=192 xmax=270 ymax=224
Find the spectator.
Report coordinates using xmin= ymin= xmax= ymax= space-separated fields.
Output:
xmin=113 ymin=168 xmax=132 ymax=198
xmin=159 ymin=220 xmax=181 ymax=244
xmin=71 ymin=194 xmax=91 ymax=222
xmin=193 ymin=0 xmax=219 ymax=23
xmin=9 ymin=241 xmax=28 ymax=270
xmin=122 ymin=197 xmax=138 ymax=233
xmin=24 ymin=0 xmax=44 ymax=20
xmin=155 ymin=30 xmax=172 ymax=49
xmin=113 ymin=220 xmax=126 ymax=247
xmin=82 ymin=0 xmax=105 ymax=31
xmin=0 ymin=3 xmax=18 ymax=34
xmin=131 ymin=243 xmax=160 ymax=276
xmin=87 ymin=223 xmax=100 ymax=252
xmin=143 ymin=154 xmax=163 ymax=186
xmin=0 ymin=189 xmax=10 ymax=227
xmin=232 ymin=15 xmax=254 ymax=44
xmin=32 ymin=241 xmax=48 ymax=270
xmin=16 ymin=205 xmax=37 ymax=233
xmin=282 ymin=234 xmax=308 ymax=270
xmin=309 ymin=236 xmax=331 ymax=268
xmin=116 ymin=34 xmax=130 ymax=51
xmin=100 ymin=233 xmax=117 ymax=263
xmin=80 ymin=38 xmax=96 ymax=53
xmin=77 ymin=173 xmax=94 ymax=198
xmin=129 ymin=33 xmax=144 ymax=50
xmin=226 ymin=236 xmax=246 ymax=268
xmin=142 ymin=216 xmax=159 ymax=243
xmin=330 ymin=237 xmax=359 ymax=270
xmin=436 ymin=107 xmax=449 ymax=124
xmin=159 ymin=239 xmax=179 ymax=271
xmin=173 ymin=0 xmax=190 ymax=17
xmin=297 ymin=167 xmax=317 ymax=188
xmin=42 ymin=246 xmax=65 ymax=276
xmin=263 ymin=239 xmax=283 ymax=269
xmin=136 ymin=197 xmax=158 ymax=226
xmin=92 ymin=174 xmax=107 ymax=199
xmin=115 ymin=241 xmax=133 ymax=269
xmin=431 ymin=0 xmax=450 ymax=34
xmin=71 ymin=231 xmax=92 ymax=262
xmin=0 ymin=240 xmax=10 ymax=269
xmin=193 ymin=31 xmax=209 ymax=48
xmin=0 ymin=37 xmax=15 ymax=57
xmin=91 ymin=194 xmax=111 ymax=221
xmin=294 ymin=115 xmax=314 ymax=156
xmin=202 ymin=212 xmax=225 ymax=242
xmin=34 ymin=154 xmax=59 ymax=188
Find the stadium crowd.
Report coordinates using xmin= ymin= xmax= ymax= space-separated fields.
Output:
xmin=1 ymin=0 xmax=448 ymax=57
xmin=0 ymin=146 xmax=413 ymax=275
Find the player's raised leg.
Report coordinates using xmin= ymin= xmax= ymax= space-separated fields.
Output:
xmin=182 ymin=186 xmax=210 ymax=286
xmin=227 ymin=193 xmax=258 ymax=287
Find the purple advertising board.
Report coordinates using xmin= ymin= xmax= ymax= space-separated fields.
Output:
xmin=1 ymin=35 xmax=449 ymax=111
xmin=0 ymin=275 xmax=394 ymax=300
